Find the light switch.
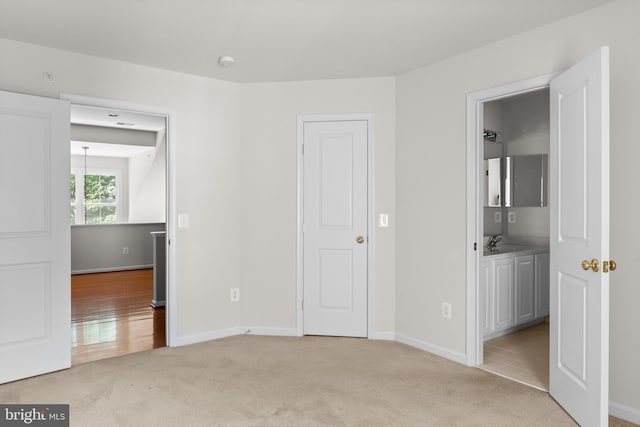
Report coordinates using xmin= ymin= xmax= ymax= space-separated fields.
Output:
xmin=378 ymin=213 xmax=389 ymax=228
xmin=508 ymin=211 xmax=516 ymax=223
xmin=178 ymin=214 xmax=190 ymax=229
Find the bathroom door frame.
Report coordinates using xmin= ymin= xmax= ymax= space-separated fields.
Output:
xmin=464 ymin=72 xmax=557 ymax=367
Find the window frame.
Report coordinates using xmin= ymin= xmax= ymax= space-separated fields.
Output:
xmin=71 ymin=168 xmax=122 ymax=225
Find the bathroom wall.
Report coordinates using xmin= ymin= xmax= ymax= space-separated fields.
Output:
xmin=483 ymin=101 xmax=504 ymax=236
xmin=503 ymin=89 xmax=550 ymax=242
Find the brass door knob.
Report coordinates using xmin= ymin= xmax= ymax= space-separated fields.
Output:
xmin=603 ymin=260 xmax=617 ymax=273
xmin=581 ymin=259 xmax=599 ymax=272
xmin=356 ymin=236 xmax=365 ymax=244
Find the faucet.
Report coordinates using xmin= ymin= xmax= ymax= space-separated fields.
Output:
xmin=487 ymin=235 xmax=501 ymax=253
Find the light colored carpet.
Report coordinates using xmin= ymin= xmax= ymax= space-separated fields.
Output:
xmin=0 ymin=335 xmax=632 ymax=426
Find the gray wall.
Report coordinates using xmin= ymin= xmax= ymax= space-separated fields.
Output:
xmin=71 ymin=223 xmax=165 ymax=274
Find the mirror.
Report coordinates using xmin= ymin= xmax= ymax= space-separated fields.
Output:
xmin=485 ymin=158 xmax=501 ymax=207
xmin=484 ymin=154 xmax=548 ymax=207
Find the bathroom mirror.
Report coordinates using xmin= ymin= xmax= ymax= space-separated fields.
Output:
xmin=485 ymin=157 xmax=501 ymax=207
xmin=505 ymin=154 xmax=548 ymax=207
xmin=484 ymin=154 xmax=548 ymax=208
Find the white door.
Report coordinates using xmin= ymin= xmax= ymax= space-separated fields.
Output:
xmin=302 ymin=120 xmax=368 ymax=337
xmin=549 ymin=47 xmax=610 ymax=426
xmin=0 ymin=91 xmax=70 ymax=383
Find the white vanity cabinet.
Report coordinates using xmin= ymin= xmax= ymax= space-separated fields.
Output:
xmin=481 ymin=248 xmax=549 ymax=340
xmin=515 ymin=255 xmax=535 ymax=324
xmin=535 ymin=253 xmax=550 ymax=318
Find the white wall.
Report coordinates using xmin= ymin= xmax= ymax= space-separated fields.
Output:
xmin=237 ymin=78 xmax=396 ymax=334
xmin=483 ymin=101 xmax=504 ymax=236
xmin=129 ymin=129 xmax=166 ymax=223
xmin=503 ymin=90 xmax=550 ymax=240
xmin=0 ymin=38 xmax=395 ymax=342
xmin=0 ymin=37 xmax=244 ymax=337
xmin=396 ymin=0 xmax=639 ymax=414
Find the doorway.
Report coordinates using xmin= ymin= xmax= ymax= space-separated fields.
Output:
xmin=62 ymin=93 xmax=176 ymax=362
xmin=479 ymin=89 xmax=551 ymax=390
xmin=466 ymin=47 xmax=611 ymax=426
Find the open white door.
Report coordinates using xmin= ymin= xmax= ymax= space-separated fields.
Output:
xmin=0 ymin=91 xmax=70 ymax=383
xmin=549 ymin=47 xmax=610 ymax=426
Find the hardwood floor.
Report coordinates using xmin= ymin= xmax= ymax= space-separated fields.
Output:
xmin=71 ymin=269 xmax=166 ymax=365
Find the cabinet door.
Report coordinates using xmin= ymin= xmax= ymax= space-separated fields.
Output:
xmin=480 ymin=261 xmax=493 ymax=336
xmin=494 ymin=258 xmax=514 ymax=331
xmin=535 ymin=253 xmax=550 ymax=318
xmin=515 ymin=255 xmax=535 ymax=324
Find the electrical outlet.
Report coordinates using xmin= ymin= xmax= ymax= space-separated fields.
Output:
xmin=123 ymin=247 xmax=129 ymax=255
xmin=508 ymin=211 xmax=516 ymax=223
xmin=494 ymin=212 xmax=502 ymax=223
xmin=230 ymin=288 xmax=240 ymax=302
xmin=442 ymin=302 xmax=452 ymax=319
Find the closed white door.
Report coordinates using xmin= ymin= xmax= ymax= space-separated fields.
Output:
xmin=0 ymin=91 xmax=70 ymax=383
xmin=549 ymin=47 xmax=610 ymax=426
xmin=302 ymin=120 xmax=368 ymax=337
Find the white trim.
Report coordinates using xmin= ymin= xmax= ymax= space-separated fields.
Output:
xmin=71 ymin=264 xmax=153 ymax=275
xmin=369 ymin=332 xmax=396 ymax=341
xmin=296 ymin=113 xmax=375 ymax=339
xmin=71 ymin=167 xmax=123 ymax=224
xmin=245 ymin=327 xmax=299 ymax=337
xmin=173 ymin=326 xmax=300 ymax=347
xmin=172 ymin=327 xmax=246 ymax=347
xmin=396 ymin=334 xmax=467 ymax=365
xmin=609 ymin=401 xmax=640 ymax=425
xmin=464 ymin=73 xmax=557 ymax=367
xmin=60 ymin=93 xmax=177 ymax=347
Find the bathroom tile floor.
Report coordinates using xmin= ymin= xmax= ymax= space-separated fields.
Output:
xmin=481 ymin=321 xmax=549 ymax=391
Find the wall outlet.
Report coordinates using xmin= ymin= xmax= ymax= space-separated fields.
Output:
xmin=230 ymin=288 xmax=240 ymax=302
xmin=493 ymin=212 xmax=502 ymax=223
xmin=123 ymin=247 xmax=129 ymax=255
xmin=442 ymin=302 xmax=452 ymax=319
xmin=508 ymin=211 xmax=516 ymax=223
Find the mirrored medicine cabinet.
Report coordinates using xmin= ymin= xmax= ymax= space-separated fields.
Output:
xmin=484 ymin=154 xmax=548 ymax=208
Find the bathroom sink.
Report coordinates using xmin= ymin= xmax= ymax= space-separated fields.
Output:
xmin=483 ymin=244 xmax=531 ymax=256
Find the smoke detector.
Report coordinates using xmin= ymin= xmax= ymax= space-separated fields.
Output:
xmin=218 ymin=56 xmax=236 ymax=67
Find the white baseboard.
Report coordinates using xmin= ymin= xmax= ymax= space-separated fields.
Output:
xmin=396 ymin=334 xmax=467 ymax=365
xmin=610 ymin=400 xmax=640 ymax=424
xmin=245 ymin=327 xmax=300 ymax=337
xmin=71 ymin=264 xmax=153 ymax=275
xmin=172 ymin=326 xmax=299 ymax=347
xmin=172 ymin=327 xmax=246 ymax=347
xmin=369 ymin=332 xmax=396 ymax=341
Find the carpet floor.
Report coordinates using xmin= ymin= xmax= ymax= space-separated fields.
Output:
xmin=0 ymin=335 xmax=632 ymax=426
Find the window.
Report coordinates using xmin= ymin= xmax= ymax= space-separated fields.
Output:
xmin=71 ymin=169 xmax=121 ymax=224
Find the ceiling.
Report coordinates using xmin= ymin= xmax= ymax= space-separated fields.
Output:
xmin=71 ymin=105 xmax=166 ymax=132
xmin=0 ymin=0 xmax=614 ymax=83
xmin=70 ymin=105 xmax=164 ymax=158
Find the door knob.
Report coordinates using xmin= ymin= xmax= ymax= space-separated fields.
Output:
xmin=581 ymin=259 xmax=599 ymax=272
xmin=356 ymin=236 xmax=365 ymax=244
xmin=603 ymin=260 xmax=617 ymax=273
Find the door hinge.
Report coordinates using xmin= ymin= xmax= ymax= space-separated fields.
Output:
xmin=474 ymin=242 xmax=477 ymax=251
xmin=168 ymin=238 xmax=171 ymax=246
